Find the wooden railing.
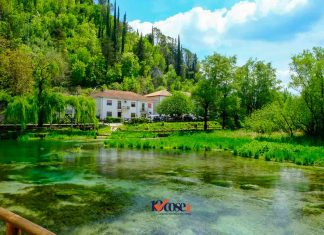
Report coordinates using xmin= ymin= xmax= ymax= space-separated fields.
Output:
xmin=0 ymin=207 xmax=56 ymax=235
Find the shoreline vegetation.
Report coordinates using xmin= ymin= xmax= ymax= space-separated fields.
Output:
xmin=104 ymin=122 xmax=324 ymax=167
xmin=2 ymin=122 xmax=323 ymax=167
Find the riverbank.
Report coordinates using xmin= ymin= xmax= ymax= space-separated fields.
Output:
xmin=3 ymin=126 xmax=112 ymax=141
xmin=0 ymin=141 xmax=323 ymax=234
xmin=104 ymin=123 xmax=324 ymax=167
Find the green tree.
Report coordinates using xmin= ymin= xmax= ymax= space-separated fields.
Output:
xmin=202 ymin=53 xmax=238 ymax=129
xmin=135 ymin=34 xmax=145 ymax=62
xmin=33 ymin=51 xmax=67 ymax=127
xmin=106 ymin=0 xmax=111 ymax=37
xmin=120 ymin=52 xmax=139 ymax=78
xmin=121 ymin=77 xmax=140 ymax=93
xmin=5 ymin=96 xmax=36 ymax=128
xmin=192 ymin=79 xmax=217 ymax=131
xmin=157 ymin=92 xmax=192 ymax=118
xmin=0 ymin=47 xmax=34 ymax=96
xmin=121 ymin=12 xmax=127 ymax=54
xmin=235 ymin=59 xmax=278 ymax=116
xmin=290 ymin=47 xmax=324 ymax=136
xmin=176 ymin=35 xmax=182 ymax=77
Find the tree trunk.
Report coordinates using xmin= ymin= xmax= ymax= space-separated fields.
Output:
xmin=204 ymin=104 xmax=208 ymax=131
xmin=38 ymin=107 xmax=45 ymax=128
xmin=37 ymin=80 xmax=44 ymax=128
xmin=222 ymin=111 xmax=226 ymax=130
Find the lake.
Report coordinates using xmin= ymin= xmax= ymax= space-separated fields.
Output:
xmin=0 ymin=140 xmax=323 ymax=235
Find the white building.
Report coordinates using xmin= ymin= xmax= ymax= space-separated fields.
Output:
xmin=145 ymin=90 xmax=172 ymax=115
xmin=93 ymin=90 xmax=172 ymax=120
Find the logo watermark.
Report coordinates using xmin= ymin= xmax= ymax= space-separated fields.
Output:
xmin=151 ymin=198 xmax=191 ymax=215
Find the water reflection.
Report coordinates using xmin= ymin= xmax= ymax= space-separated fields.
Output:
xmin=0 ymin=141 xmax=323 ymax=235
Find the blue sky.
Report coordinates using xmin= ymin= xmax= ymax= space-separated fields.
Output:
xmin=118 ymin=0 xmax=238 ymax=22
xmin=117 ymin=0 xmax=324 ymax=86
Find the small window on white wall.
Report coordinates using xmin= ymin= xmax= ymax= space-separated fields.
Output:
xmin=131 ymin=102 xmax=136 ymax=107
xmin=107 ymin=100 xmax=112 ymax=106
xmin=107 ymin=111 xmax=112 ymax=117
xmin=131 ymin=113 xmax=136 ymax=118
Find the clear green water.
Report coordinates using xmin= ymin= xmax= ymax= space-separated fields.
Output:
xmin=0 ymin=140 xmax=323 ymax=235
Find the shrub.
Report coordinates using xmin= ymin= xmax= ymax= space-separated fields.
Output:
xmin=135 ymin=142 xmax=142 ymax=149
xmin=106 ymin=117 xmax=122 ymax=123
xmin=142 ymin=142 xmax=152 ymax=149
xmin=129 ymin=117 xmax=150 ymax=124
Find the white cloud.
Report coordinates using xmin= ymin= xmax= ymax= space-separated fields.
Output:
xmin=129 ymin=0 xmax=322 ymax=90
xmin=129 ymin=0 xmax=309 ymax=47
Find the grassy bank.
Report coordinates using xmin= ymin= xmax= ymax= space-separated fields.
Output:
xmin=16 ymin=127 xmax=112 ymax=141
xmin=119 ymin=121 xmax=221 ymax=132
xmin=17 ymin=129 xmax=97 ymax=141
xmin=105 ymin=124 xmax=324 ymax=166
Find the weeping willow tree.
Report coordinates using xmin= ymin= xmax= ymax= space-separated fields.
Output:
xmin=44 ymin=92 xmax=66 ymax=124
xmin=78 ymin=96 xmax=97 ymax=125
xmin=5 ymin=92 xmax=97 ymax=128
xmin=5 ymin=96 xmax=36 ymax=128
xmin=66 ymin=95 xmax=97 ymax=126
xmin=33 ymin=51 xmax=68 ymax=127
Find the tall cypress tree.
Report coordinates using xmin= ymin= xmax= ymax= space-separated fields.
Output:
xmin=121 ymin=12 xmax=127 ymax=54
xmin=112 ymin=0 xmax=117 ymax=41
xmin=112 ymin=0 xmax=117 ymax=61
xmin=148 ymin=26 xmax=154 ymax=45
xmin=136 ymin=34 xmax=145 ymax=62
xmin=116 ymin=6 xmax=120 ymax=53
xmin=106 ymin=0 xmax=111 ymax=37
xmin=176 ymin=35 xmax=182 ymax=76
xmin=192 ymin=53 xmax=198 ymax=73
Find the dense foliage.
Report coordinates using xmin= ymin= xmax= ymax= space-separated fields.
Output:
xmin=5 ymin=94 xmax=97 ymax=127
xmin=157 ymin=92 xmax=193 ymax=118
xmin=246 ymin=48 xmax=324 ymax=137
xmin=0 ymin=0 xmax=198 ymax=127
xmin=0 ymin=0 xmax=198 ymax=94
xmin=192 ymin=53 xmax=279 ymax=131
xmin=0 ymin=1 xmax=322 ymax=139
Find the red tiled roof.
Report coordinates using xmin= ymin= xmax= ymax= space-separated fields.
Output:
xmin=145 ymin=90 xmax=172 ymax=97
xmin=92 ymin=90 xmax=150 ymax=101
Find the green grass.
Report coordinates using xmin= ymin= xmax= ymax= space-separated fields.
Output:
xmin=96 ymin=126 xmax=112 ymax=136
xmin=15 ymin=125 xmax=115 ymax=141
xmin=119 ymin=121 xmax=221 ymax=132
xmin=105 ymin=126 xmax=324 ymax=166
xmin=17 ymin=128 xmax=97 ymax=141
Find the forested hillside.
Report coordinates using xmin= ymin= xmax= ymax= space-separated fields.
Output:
xmin=0 ymin=0 xmax=323 ymax=137
xmin=0 ymin=0 xmax=198 ymax=95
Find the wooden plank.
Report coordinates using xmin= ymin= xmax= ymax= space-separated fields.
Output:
xmin=6 ymin=223 xmax=19 ymax=235
xmin=0 ymin=208 xmax=56 ymax=235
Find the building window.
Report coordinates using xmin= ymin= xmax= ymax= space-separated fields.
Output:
xmin=107 ymin=100 xmax=112 ymax=106
xmin=148 ymin=103 xmax=152 ymax=109
xmin=107 ymin=111 xmax=112 ymax=117
xmin=141 ymin=103 xmax=145 ymax=111
xmin=131 ymin=102 xmax=136 ymax=107
xmin=117 ymin=112 xmax=122 ymax=118
xmin=131 ymin=113 xmax=136 ymax=118
xmin=117 ymin=101 xmax=122 ymax=109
